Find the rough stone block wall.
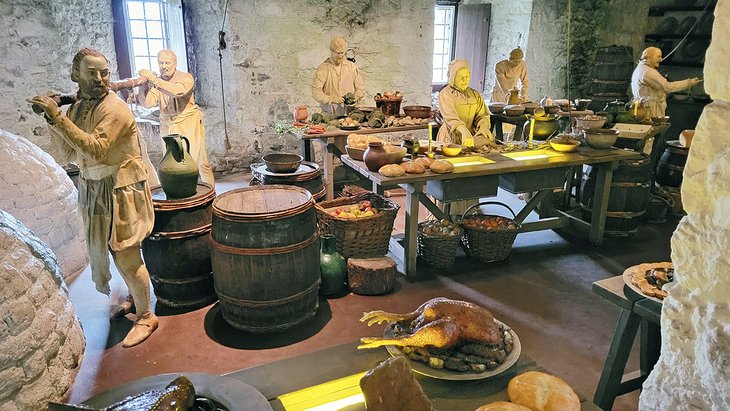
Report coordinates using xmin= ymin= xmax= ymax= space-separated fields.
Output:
xmin=0 ymin=130 xmax=88 ymax=280
xmin=0 ymin=0 xmax=117 ymax=160
xmin=639 ymin=1 xmax=730 ymax=409
xmin=0 ymin=210 xmax=86 ymax=410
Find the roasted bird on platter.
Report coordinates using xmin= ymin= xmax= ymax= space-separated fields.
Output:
xmin=48 ymin=375 xmax=228 ymax=411
xmin=359 ymin=297 xmax=515 ymax=372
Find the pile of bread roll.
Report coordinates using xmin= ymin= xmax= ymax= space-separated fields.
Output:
xmin=378 ymin=158 xmax=454 ymax=177
xmin=476 ymin=371 xmax=580 ymax=411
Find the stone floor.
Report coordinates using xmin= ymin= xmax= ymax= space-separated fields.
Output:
xmin=64 ymin=171 xmax=680 ymax=410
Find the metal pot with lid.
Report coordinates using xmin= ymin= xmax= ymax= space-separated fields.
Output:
xmin=603 ymin=100 xmax=625 ymax=116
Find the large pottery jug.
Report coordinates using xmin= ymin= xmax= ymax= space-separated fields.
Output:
xmin=363 ymin=141 xmax=389 ymax=172
xmin=508 ymin=88 xmax=521 ymax=105
xmin=319 ymin=234 xmax=347 ymax=295
xmin=159 ymin=134 xmax=199 ymax=199
xmin=523 ymin=116 xmax=561 ymax=140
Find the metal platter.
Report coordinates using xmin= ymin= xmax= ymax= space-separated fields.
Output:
xmin=622 ymin=262 xmax=674 ymax=304
xmin=384 ymin=319 xmax=521 ymax=381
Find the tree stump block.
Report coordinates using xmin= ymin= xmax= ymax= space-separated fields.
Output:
xmin=347 ymin=256 xmax=396 ymax=295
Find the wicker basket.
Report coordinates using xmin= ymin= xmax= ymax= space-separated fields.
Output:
xmin=417 ymin=221 xmax=461 ymax=269
xmin=315 ymin=192 xmax=399 ymax=259
xmin=460 ymin=202 xmax=521 ymax=262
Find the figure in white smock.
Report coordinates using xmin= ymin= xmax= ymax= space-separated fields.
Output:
xmin=311 ymin=37 xmax=366 ymax=117
xmin=631 ymin=46 xmax=702 ymax=117
xmin=137 ymin=49 xmax=215 ymax=186
xmin=489 ymin=48 xmax=529 ymax=104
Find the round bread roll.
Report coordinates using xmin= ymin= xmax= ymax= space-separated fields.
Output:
xmin=475 ymin=401 xmax=532 ymax=411
xmin=401 ymin=161 xmax=426 ymax=174
xmin=507 ymin=371 xmax=580 ymax=411
xmin=414 ymin=156 xmax=434 ymax=168
xmin=378 ymin=164 xmax=406 ymax=177
xmin=429 ymin=159 xmax=454 ymax=174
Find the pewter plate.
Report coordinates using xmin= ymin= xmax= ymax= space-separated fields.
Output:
xmin=83 ymin=372 xmax=272 ymax=411
xmin=384 ymin=319 xmax=521 ymax=381
xmin=622 ymin=262 xmax=674 ymax=304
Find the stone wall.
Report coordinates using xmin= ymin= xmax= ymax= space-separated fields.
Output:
xmin=0 ymin=0 xmax=117 ymax=158
xmin=639 ymin=1 xmax=730 ymax=409
xmin=0 ymin=130 xmax=88 ymax=280
xmin=0 ymin=210 xmax=86 ymax=410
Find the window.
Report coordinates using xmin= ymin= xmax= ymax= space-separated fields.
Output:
xmin=433 ymin=5 xmax=456 ymax=85
xmin=112 ymin=0 xmax=187 ymax=79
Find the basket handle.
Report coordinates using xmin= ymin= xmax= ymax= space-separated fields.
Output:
xmin=460 ymin=201 xmax=517 ymax=223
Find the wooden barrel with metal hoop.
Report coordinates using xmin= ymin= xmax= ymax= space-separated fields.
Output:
xmin=579 ymin=155 xmax=652 ymax=236
xmin=210 ymin=185 xmax=320 ymax=333
xmin=250 ymin=161 xmax=325 ymax=201
xmin=656 ymin=140 xmax=689 ymax=188
xmin=142 ymin=183 xmax=217 ymax=308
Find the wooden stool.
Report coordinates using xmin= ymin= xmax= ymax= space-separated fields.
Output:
xmin=592 ymin=277 xmax=662 ymax=411
xmin=347 ymin=256 xmax=396 ymax=295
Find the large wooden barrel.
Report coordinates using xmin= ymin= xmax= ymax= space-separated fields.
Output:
xmin=579 ymin=155 xmax=652 ymax=236
xmin=251 ymin=161 xmax=325 ymax=201
xmin=210 ymin=185 xmax=320 ymax=333
xmin=142 ymin=183 xmax=217 ymax=308
xmin=656 ymin=140 xmax=689 ymax=188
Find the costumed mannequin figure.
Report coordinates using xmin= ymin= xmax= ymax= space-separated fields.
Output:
xmin=436 ymin=59 xmax=495 ymax=217
xmin=311 ymin=37 xmax=366 ymax=117
xmin=437 ymin=59 xmax=494 ymax=148
xmin=631 ymin=46 xmax=702 ymax=117
xmin=489 ymin=47 xmax=529 ymax=104
xmin=137 ymin=49 xmax=215 ymax=186
xmin=29 ymin=48 xmax=158 ymax=348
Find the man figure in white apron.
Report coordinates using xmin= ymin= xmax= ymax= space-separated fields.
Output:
xmin=30 ymin=48 xmax=158 ymax=348
xmin=311 ymin=36 xmax=366 ymax=117
xmin=138 ymin=50 xmax=215 ymax=186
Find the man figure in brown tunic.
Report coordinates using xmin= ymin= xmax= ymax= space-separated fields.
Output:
xmin=137 ymin=49 xmax=215 ymax=186
xmin=30 ymin=48 xmax=158 ymax=348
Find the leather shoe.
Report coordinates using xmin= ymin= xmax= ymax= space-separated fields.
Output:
xmin=122 ymin=313 xmax=158 ymax=348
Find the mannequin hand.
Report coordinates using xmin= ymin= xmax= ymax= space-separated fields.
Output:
xmin=138 ymin=69 xmax=156 ymax=82
xmin=28 ymin=95 xmax=61 ymax=119
xmin=330 ymin=96 xmax=344 ymax=104
xmin=463 ymin=137 xmax=475 ymax=147
xmin=690 ymin=77 xmax=703 ymax=86
xmin=455 ymin=125 xmax=473 ymax=144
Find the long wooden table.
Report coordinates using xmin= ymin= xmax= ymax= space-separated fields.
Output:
xmin=342 ymin=146 xmax=643 ymax=278
xmin=301 ymin=124 xmax=429 ymax=200
xmin=226 ymin=340 xmax=602 ymax=410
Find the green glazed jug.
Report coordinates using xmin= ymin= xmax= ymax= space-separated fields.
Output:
xmin=319 ymin=234 xmax=347 ymax=296
xmin=159 ymin=134 xmax=199 ymax=199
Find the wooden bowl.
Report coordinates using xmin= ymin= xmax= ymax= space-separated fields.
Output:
xmin=402 ymin=105 xmax=431 ymax=119
xmin=384 ymin=145 xmax=408 ymax=164
xmin=345 ymin=145 xmax=365 ymax=161
xmin=263 ymin=153 xmax=303 ymax=173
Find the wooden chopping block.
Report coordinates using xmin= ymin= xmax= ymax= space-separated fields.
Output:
xmin=347 ymin=256 xmax=396 ymax=295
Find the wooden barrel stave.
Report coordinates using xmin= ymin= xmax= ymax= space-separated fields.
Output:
xmin=656 ymin=143 xmax=689 ymax=188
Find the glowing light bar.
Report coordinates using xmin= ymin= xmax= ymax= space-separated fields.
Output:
xmin=278 ymin=371 xmax=367 ymax=411
xmin=445 ymin=156 xmax=495 ymax=167
xmin=509 ymin=154 xmax=550 ymax=161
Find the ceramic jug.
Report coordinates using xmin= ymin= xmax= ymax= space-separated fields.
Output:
xmin=319 ymin=234 xmax=347 ymax=296
xmin=294 ymin=105 xmax=309 ymax=122
xmin=508 ymin=88 xmax=521 ymax=105
xmin=363 ymin=141 xmax=389 ymax=172
xmin=159 ymin=134 xmax=199 ymax=199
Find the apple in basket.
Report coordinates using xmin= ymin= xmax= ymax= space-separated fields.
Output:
xmin=330 ymin=200 xmax=379 ymax=219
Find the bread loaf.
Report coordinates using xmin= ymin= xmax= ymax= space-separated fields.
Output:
xmin=507 ymin=371 xmax=580 ymax=411
xmin=429 ymin=159 xmax=454 ymax=174
xmin=360 ymin=356 xmax=434 ymax=411
xmin=414 ymin=157 xmax=434 ymax=168
xmin=475 ymin=401 xmax=532 ymax=411
xmin=379 ymin=164 xmax=406 ymax=177
xmin=401 ymin=161 xmax=426 ymax=174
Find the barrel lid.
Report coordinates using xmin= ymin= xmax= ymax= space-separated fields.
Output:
xmin=213 ymin=185 xmax=313 ymax=219
xmin=252 ymin=161 xmax=320 ymax=177
xmin=151 ymin=183 xmax=216 ymax=209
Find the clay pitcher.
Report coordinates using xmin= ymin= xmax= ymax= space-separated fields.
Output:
xmin=508 ymin=88 xmax=520 ymax=105
xmin=294 ymin=105 xmax=309 ymax=122
xmin=159 ymin=134 xmax=199 ymax=199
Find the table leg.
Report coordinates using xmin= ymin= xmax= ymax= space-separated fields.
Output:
xmin=589 ymin=163 xmax=614 ymax=245
xmin=640 ymin=319 xmax=661 ymax=376
xmin=492 ymin=116 xmax=504 ymax=141
xmin=302 ymin=139 xmax=312 ymax=162
xmin=403 ymin=183 xmax=423 ymax=279
xmin=318 ymin=137 xmax=335 ymax=200
xmin=593 ymin=308 xmax=641 ymax=411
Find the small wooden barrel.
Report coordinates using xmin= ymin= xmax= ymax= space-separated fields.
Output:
xmin=656 ymin=141 xmax=689 ymax=188
xmin=251 ymin=161 xmax=325 ymax=201
xmin=579 ymin=155 xmax=652 ymax=236
xmin=142 ymin=183 xmax=217 ymax=308
xmin=210 ymin=185 xmax=320 ymax=333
